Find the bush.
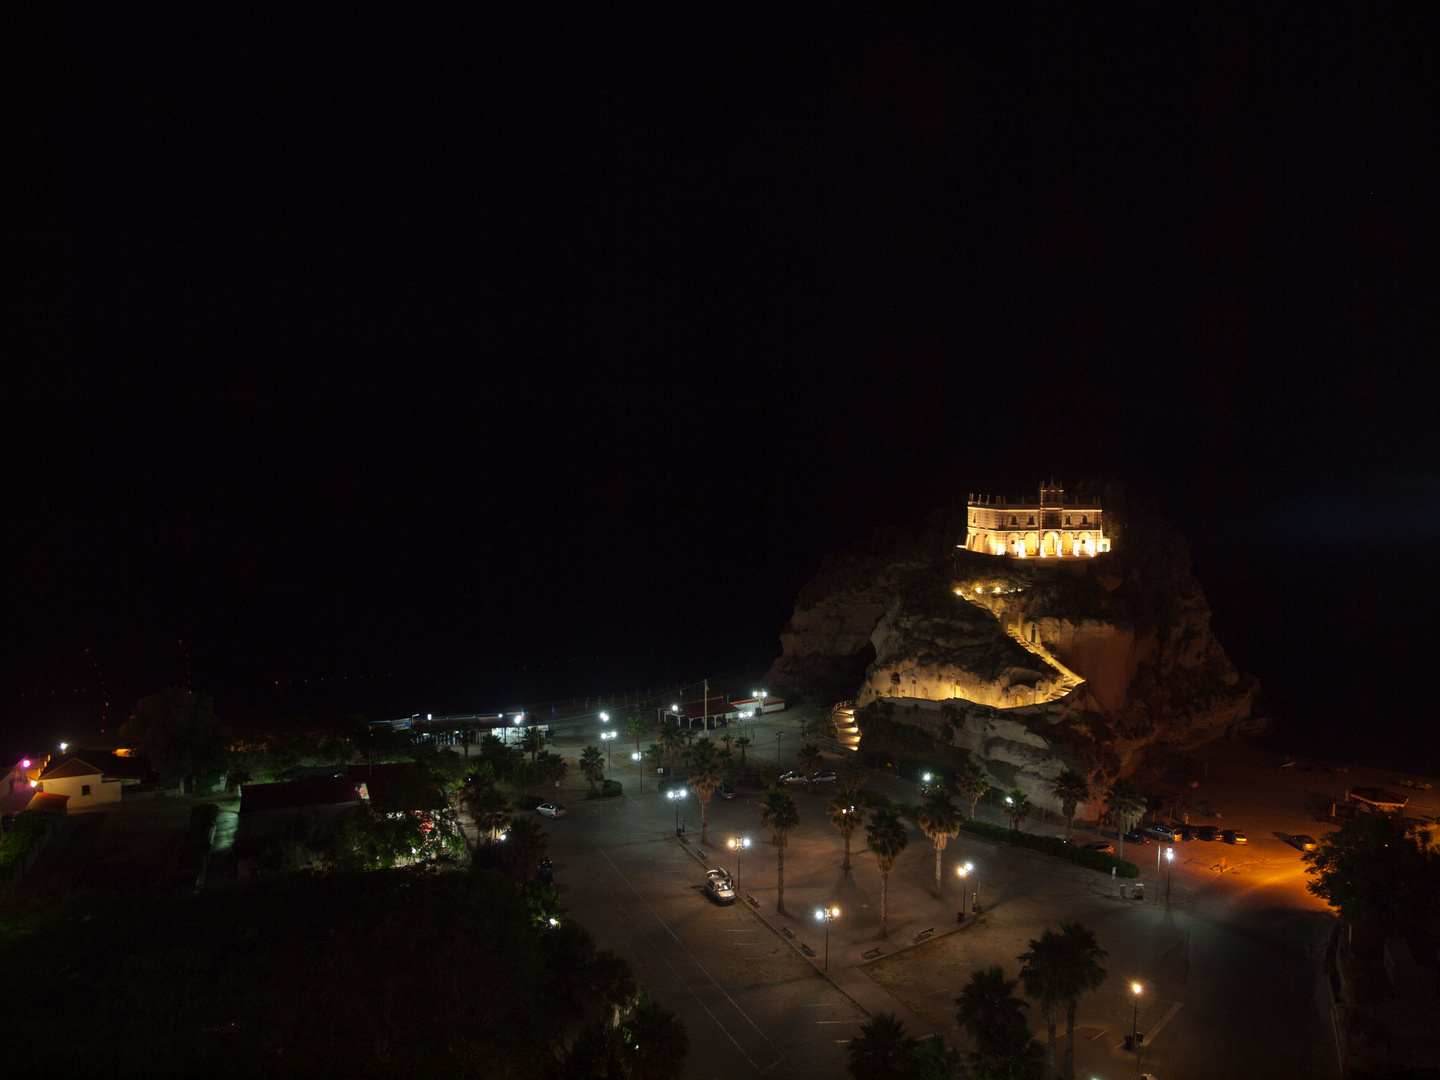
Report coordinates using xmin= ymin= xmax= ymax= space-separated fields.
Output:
xmin=189 ymin=803 xmax=221 ymax=829
xmin=586 ymin=779 xmax=624 ymax=800
xmin=512 ymin=794 xmax=545 ymax=811
xmin=0 ymin=810 xmax=62 ymax=876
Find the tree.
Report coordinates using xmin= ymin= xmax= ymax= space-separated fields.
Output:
xmin=500 ymin=815 xmax=548 ymax=882
xmin=1017 ymin=929 xmax=1067 ymax=1080
xmin=657 ymin=724 xmax=685 ymax=775
xmin=866 ymin=809 xmax=909 ymax=939
xmin=626 ymin=713 xmax=648 ymax=754
xmin=828 ymin=789 xmax=867 ymax=873
xmin=520 ymin=726 xmax=545 ymax=764
xmin=917 ymin=789 xmax=962 ymax=896
xmin=796 ymin=741 xmax=824 ymax=794
xmin=843 ymin=758 xmax=868 ymax=791
xmin=1004 ymin=788 xmax=1032 ymax=834
xmin=1304 ymin=813 xmax=1440 ymax=934
xmin=686 ymin=737 xmax=724 ymax=845
xmin=460 ymin=777 xmax=512 ymax=842
xmin=757 ymin=786 xmax=800 ymax=915
xmin=121 ymin=686 xmax=229 ymax=790
xmin=1104 ymin=779 xmax=1145 ymax=859
xmin=958 ymin=759 xmax=989 ymax=819
xmin=956 ymin=965 xmax=1043 ymax=1079
xmin=1057 ymin=922 xmax=1108 ymax=1080
xmin=455 ymin=721 xmax=477 ymax=762
xmin=1049 ymin=770 xmax=1090 ymax=839
xmin=847 ymin=1012 xmax=918 ymax=1080
xmin=734 ymin=735 xmax=752 ymax=769
xmin=619 ymin=992 xmax=690 ymax=1080
xmin=580 ymin=745 xmax=605 ymax=793
xmin=537 ymin=750 xmax=568 ymax=790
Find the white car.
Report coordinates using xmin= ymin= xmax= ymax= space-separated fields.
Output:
xmin=535 ymin=802 xmax=567 ymax=819
xmin=703 ymin=868 xmax=736 ymax=904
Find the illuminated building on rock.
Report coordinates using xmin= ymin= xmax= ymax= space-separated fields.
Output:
xmin=963 ymin=480 xmax=1111 ymax=559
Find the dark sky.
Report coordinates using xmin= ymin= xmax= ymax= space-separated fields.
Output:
xmin=6 ymin=7 xmax=1438 ymax=764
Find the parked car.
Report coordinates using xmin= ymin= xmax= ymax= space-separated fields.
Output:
xmin=536 ymin=802 xmax=567 ymax=819
xmin=720 ymin=782 xmax=736 ymax=800
xmin=1174 ymin=824 xmax=1195 ymax=841
xmin=1144 ymin=825 xmax=1180 ymax=843
xmin=1083 ymin=841 xmax=1115 ymax=854
xmin=1292 ymin=834 xmax=1318 ymax=852
xmin=1122 ymin=830 xmax=1149 ymax=846
xmin=812 ymin=770 xmax=837 ymax=784
xmin=1195 ymin=825 xmax=1220 ymax=841
xmin=1223 ymin=829 xmax=1248 ymax=844
xmin=703 ymin=868 xmax=736 ymax=904
xmin=778 ymin=771 xmax=807 ymax=786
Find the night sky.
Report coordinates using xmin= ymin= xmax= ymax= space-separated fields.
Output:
xmin=6 ymin=8 xmax=1438 ymax=767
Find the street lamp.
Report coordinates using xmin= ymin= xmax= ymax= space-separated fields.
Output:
xmin=961 ymin=861 xmax=978 ymax=912
xmin=631 ymin=750 xmax=643 ymax=794
xmin=668 ymin=788 xmax=688 ymax=835
xmin=59 ymin=742 xmax=68 ymax=753
xmin=1131 ymin=982 xmax=1143 ymax=1055
xmin=1165 ymin=846 xmax=1174 ymax=905
xmin=775 ymin=730 xmax=783 ymax=766
xmin=755 ymin=689 xmax=765 ymax=719
xmin=815 ymin=907 xmax=840 ymax=971
xmin=728 ymin=836 xmax=750 ymax=890
xmin=600 ymin=730 xmax=616 ymax=769
xmin=956 ymin=863 xmax=969 ymax=920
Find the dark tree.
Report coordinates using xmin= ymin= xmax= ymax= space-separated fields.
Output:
xmin=120 ymin=686 xmax=229 ymax=789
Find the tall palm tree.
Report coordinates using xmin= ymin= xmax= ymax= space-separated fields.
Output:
xmin=460 ymin=778 xmax=512 ymax=842
xmin=1017 ymin=928 xmax=1068 ymax=1080
xmin=866 ymin=809 xmax=909 ymax=939
xmin=626 ymin=713 xmax=648 ymax=754
xmin=917 ymin=789 xmax=962 ymax=896
xmin=842 ymin=758 xmax=868 ymax=790
xmin=958 ymin=759 xmax=989 ymax=819
xmin=828 ymin=789 xmax=867 ymax=872
xmin=1004 ymin=788 xmax=1032 ymax=834
xmin=657 ymin=723 xmax=684 ymax=776
xmin=734 ymin=734 xmax=752 ymax=769
xmin=1058 ymin=922 xmax=1107 ymax=1080
xmin=619 ymin=993 xmax=691 ymax=1080
xmin=757 ymin=786 xmax=800 ymax=915
xmin=580 ymin=745 xmax=605 ymax=793
xmin=687 ymin=737 xmax=724 ymax=845
xmin=520 ymin=726 xmax=545 ymax=764
xmin=1049 ymin=770 xmax=1090 ymax=839
xmin=797 ymin=741 xmax=824 ymax=794
xmin=955 ymin=965 xmax=1030 ymax=1048
xmin=1104 ymin=779 xmax=1145 ymax=859
xmin=846 ymin=1012 xmax=917 ymax=1080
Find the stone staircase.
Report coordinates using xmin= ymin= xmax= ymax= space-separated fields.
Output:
xmin=831 ymin=701 xmax=860 ymax=752
xmin=1001 ymin=625 xmax=1086 ymax=702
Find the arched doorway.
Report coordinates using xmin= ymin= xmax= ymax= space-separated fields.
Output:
xmin=1042 ymin=532 xmax=1059 ymax=556
xmin=1061 ymin=532 xmax=1074 ymax=556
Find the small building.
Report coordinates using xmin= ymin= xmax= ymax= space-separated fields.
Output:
xmin=963 ymin=480 xmax=1111 ymax=559
xmin=36 ymin=751 xmax=151 ymax=810
xmin=1348 ymin=786 xmax=1409 ymax=814
xmin=346 ymin=763 xmax=447 ymax=813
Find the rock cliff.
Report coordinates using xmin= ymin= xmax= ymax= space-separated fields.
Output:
xmin=766 ymin=499 xmax=1260 ymax=812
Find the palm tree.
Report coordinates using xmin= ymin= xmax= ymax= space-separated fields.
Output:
xmin=734 ymin=734 xmax=752 ymax=769
xmin=958 ymin=759 xmax=989 ymax=819
xmin=687 ymin=737 xmax=724 ymax=845
xmin=843 ymin=757 xmax=868 ymax=790
xmin=618 ymin=993 xmax=691 ymax=1080
xmin=1017 ymin=929 xmax=1068 ymax=1080
xmin=757 ymin=786 xmax=800 ymax=915
xmin=846 ymin=1012 xmax=917 ymax=1080
xmin=956 ymin=965 xmax=1043 ymax=1079
xmin=720 ymin=731 xmax=733 ymax=754
xmin=520 ymin=726 xmax=545 ymax=764
xmin=1004 ymin=788 xmax=1032 ymax=834
xmin=455 ymin=721 xmax=477 ymax=762
xmin=866 ymin=809 xmax=909 ymax=939
xmin=828 ymin=789 xmax=867 ymax=873
xmin=1049 ymin=770 xmax=1090 ymax=839
xmin=797 ymin=741 xmax=824 ymax=794
xmin=626 ymin=713 xmax=648 ymax=754
xmin=971 ymin=1030 xmax=1045 ymax=1080
xmin=580 ymin=745 xmax=605 ymax=793
xmin=500 ymin=815 xmax=548 ymax=881
xmin=657 ymin=723 xmax=684 ymax=776
xmin=1057 ymin=922 xmax=1107 ymax=1080
xmin=917 ymin=789 xmax=962 ymax=896
xmin=460 ymin=778 xmax=512 ymax=842
xmin=1104 ymin=779 xmax=1145 ymax=859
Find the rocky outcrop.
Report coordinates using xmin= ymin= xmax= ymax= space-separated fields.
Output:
xmin=765 ymin=500 xmax=1260 ymax=810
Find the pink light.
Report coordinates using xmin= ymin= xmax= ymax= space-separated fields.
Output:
xmin=21 ymin=759 xmax=30 ymax=768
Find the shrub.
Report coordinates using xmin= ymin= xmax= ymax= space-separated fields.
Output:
xmin=587 ymin=779 xmax=624 ymax=800
xmin=190 ymin=803 xmax=221 ymax=829
xmin=0 ymin=810 xmax=62 ymax=876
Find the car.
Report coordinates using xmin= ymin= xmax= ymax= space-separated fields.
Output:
xmin=1195 ymin=825 xmax=1219 ymax=841
xmin=1174 ymin=824 xmax=1195 ymax=841
xmin=1144 ymin=825 xmax=1180 ymax=843
xmin=1122 ymin=830 xmax=1149 ymax=846
xmin=1223 ymin=829 xmax=1248 ymax=844
xmin=1083 ymin=841 xmax=1115 ymax=854
xmin=778 ymin=771 xmax=807 ymax=786
xmin=1292 ymin=834 xmax=1318 ymax=852
xmin=703 ymin=868 xmax=736 ymax=904
xmin=812 ymin=770 xmax=837 ymax=784
xmin=535 ymin=802 xmax=567 ymax=819
xmin=720 ymin=782 xmax=736 ymax=800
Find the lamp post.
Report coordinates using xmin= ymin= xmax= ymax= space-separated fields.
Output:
xmin=600 ymin=729 xmax=616 ymax=770
xmin=1131 ymin=982 xmax=1142 ymax=1060
xmin=956 ymin=864 xmax=969 ymax=920
xmin=755 ymin=689 xmax=766 ymax=719
xmin=631 ymin=751 xmax=643 ymax=794
xmin=815 ymin=907 xmax=840 ymax=971
xmin=668 ymin=788 xmax=688 ymax=835
xmin=1165 ymin=847 xmax=1174 ymax=906
xmin=728 ymin=836 xmax=750 ymax=890
xmin=775 ymin=730 xmax=783 ymax=766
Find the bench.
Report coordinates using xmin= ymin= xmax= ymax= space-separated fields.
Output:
xmin=781 ymin=925 xmax=796 ymax=939
xmin=746 ymin=894 xmax=760 ymax=908
xmin=913 ymin=927 xmax=935 ymax=943
xmin=861 ymin=946 xmax=883 ymax=960
xmin=799 ymin=942 xmax=815 ymax=957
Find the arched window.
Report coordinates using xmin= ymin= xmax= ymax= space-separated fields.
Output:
xmin=1081 ymin=515 xmax=1088 ymax=525
xmin=1010 ymin=515 xmax=1017 ymax=526
xmin=1027 ymin=515 xmax=1035 ymax=526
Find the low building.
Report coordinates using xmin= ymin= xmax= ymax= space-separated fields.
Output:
xmin=36 ymin=751 xmax=151 ymax=810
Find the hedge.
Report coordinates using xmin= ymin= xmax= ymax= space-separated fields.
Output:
xmin=0 ymin=810 xmax=62 ymax=876
xmin=855 ymin=789 xmax=1139 ymax=879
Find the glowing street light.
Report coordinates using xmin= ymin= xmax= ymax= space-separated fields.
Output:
xmin=754 ymin=689 xmax=766 ymax=719
xmin=728 ymin=836 xmax=751 ymax=890
xmin=59 ymin=742 xmax=68 ymax=753
xmin=958 ymin=860 xmax=978 ymax=913
xmin=1131 ymin=982 xmax=1143 ymax=1055
xmin=600 ymin=730 xmax=616 ymax=769
xmin=631 ymin=750 xmax=643 ymax=794
xmin=1165 ymin=846 xmax=1175 ymax=905
xmin=814 ymin=907 xmax=841 ymax=971
xmin=668 ymin=788 xmax=688 ymax=835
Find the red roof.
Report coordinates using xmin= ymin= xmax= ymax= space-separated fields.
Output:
xmin=345 ymin=763 xmax=447 ymax=811
xmin=26 ymin=792 xmax=69 ymax=813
